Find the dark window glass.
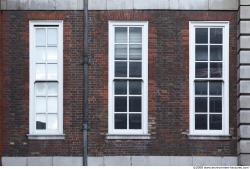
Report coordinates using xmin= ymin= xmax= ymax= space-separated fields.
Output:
xmin=129 ymin=114 xmax=141 ymax=129
xmin=115 ymin=80 xmax=127 ymax=95
xmin=196 ymin=28 xmax=208 ymax=44
xmin=195 ymin=97 xmax=207 ymax=112
xmin=115 ymin=27 xmax=127 ymax=43
xmin=36 ymin=121 xmax=46 ymax=129
xmin=129 ymin=96 xmax=141 ymax=112
xmin=129 ymin=81 xmax=141 ymax=95
xmin=115 ymin=44 xmax=127 ymax=60
xmin=129 ymin=44 xmax=142 ymax=60
xmin=209 ymin=114 xmax=222 ymax=130
xmin=210 ymin=28 xmax=222 ymax=44
xmin=195 ymin=82 xmax=207 ymax=95
xmin=129 ymin=62 xmax=142 ymax=77
xmin=195 ymin=62 xmax=208 ymax=78
xmin=129 ymin=27 xmax=142 ymax=43
xmin=210 ymin=63 xmax=222 ymax=78
xmin=115 ymin=96 xmax=127 ymax=112
xmin=195 ymin=114 xmax=207 ymax=130
xmin=196 ymin=45 xmax=208 ymax=61
xmin=115 ymin=62 xmax=127 ymax=77
xmin=210 ymin=97 xmax=222 ymax=113
xmin=210 ymin=45 xmax=222 ymax=61
xmin=209 ymin=82 xmax=222 ymax=95
xmin=115 ymin=114 xmax=127 ymax=129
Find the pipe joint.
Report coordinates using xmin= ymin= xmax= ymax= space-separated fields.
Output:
xmin=82 ymin=123 xmax=89 ymax=131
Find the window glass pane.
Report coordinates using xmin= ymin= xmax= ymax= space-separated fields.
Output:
xmin=48 ymin=114 xmax=58 ymax=130
xmin=115 ymin=114 xmax=127 ymax=129
xmin=129 ymin=27 xmax=142 ymax=43
xmin=210 ymin=97 xmax=222 ymax=113
xmin=115 ymin=27 xmax=127 ymax=43
xmin=36 ymin=28 xmax=46 ymax=46
xmin=210 ymin=28 xmax=222 ymax=44
xmin=47 ymin=28 xmax=58 ymax=45
xmin=195 ymin=114 xmax=207 ymax=130
xmin=210 ymin=82 xmax=222 ymax=95
xmin=47 ymin=64 xmax=58 ymax=80
xmin=129 ymin=62 xmax=142 ymax=77
xmin=195 ymin=82 xmax=207 ymax=95
xmin=195 ymin=97 xmax=207 ymax=112
xmin=129 ymin=114 xmax=141 ymax=129
xmin=115 ymin=80 xmax=127 ymax=95
xmin=47 ymin=47 xmax=58 ymax=62
xmin=115 ymin=44 xmax=127 ymax=60
xmin=195 ymin=62 xmax=208 ymax=78
xmin=210 ymin=45 xmax=222 ymax=61
xmin=36 ymin=97 xmax=46 ymax=113
xmin=195 ymin=28 xmax=208 ymax=44
xmin=209 ymin=114 xmax=222 ymax=130
xmin=129 ymin=44 xmax=142 ymax=60
xmin=129 ymin=96 xmax=141 ymax=112
xmin=35 ymin=83 xmax=46 ymax=96
xmin=115 ymin=62 xmax=127 ymax=77
xmin=195 ymin=45 xmax=208 ymax=61
xmin=36 ymin=114 xmax=46 ymax=130
xmin=129 ymin=81 xmax=141 ymax=95
xmin=36 ymin=64 xmax=46 ymax=80
xmin=47 ymin=97 xmax=58 ymax=113
xmin=115 ymin=96 xmax=127 ymax=112
xmin=36 ymin=47 xmax=46 ymax=63
xmin=210 ymin=63 xmax=222 ymax=78
xmin=48 ymin=83 xmax=58 ymax=96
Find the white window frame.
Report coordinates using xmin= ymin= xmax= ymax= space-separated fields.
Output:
xmin=108 ymin=21 xmax=148 ymax=135
xmin=29 ymin=20 xmax=63 ymax=135
xmin=189 ymin=21 xmax=229 ymax=136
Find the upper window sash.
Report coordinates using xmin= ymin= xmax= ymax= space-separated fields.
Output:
xmin=189 ymin=21 xmax=229 ymax=136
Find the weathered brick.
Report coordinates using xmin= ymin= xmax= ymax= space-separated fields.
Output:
xmin=0 ymin=10 xmax=237 ymax=158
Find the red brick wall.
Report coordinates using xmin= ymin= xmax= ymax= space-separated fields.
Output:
xmin=87 ymin=11 xmax=238 ymax=156
xmin=1 ymin=10 xmax=237 ymax=157
xmin=2 ymin=11 xmax=84 ymax=156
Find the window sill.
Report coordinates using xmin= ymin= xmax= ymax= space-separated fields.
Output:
xmin=27 ymin=134 xmax=65 ymax=140
xmin=106 ymin=134 xmax=150 ymax=140
xmin=188 ymin=134 xmax=232 ymax=140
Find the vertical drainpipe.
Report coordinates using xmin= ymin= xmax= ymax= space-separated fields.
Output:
xmin=83 ymin=0 xmax=89 ymax=166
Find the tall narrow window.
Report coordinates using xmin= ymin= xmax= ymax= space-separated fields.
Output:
xmin=108 ymin=21 xmax=148 ymax=135
xmin=189 ymin=22 xmax=229 ymax=135
xmin=29 ymin=21 xmax=63 ymax=136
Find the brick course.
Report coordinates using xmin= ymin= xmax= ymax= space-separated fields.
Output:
xmin=0 ymin=10 xmax=237 ymax=157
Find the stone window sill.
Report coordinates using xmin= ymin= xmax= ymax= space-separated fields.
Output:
xmin=188 ymin=134 xmax=232 ymax=140
xmin=106 ymin=134 xmax=150 ymax=140
xmin=27 ymin=134 xmax=65 ymax=140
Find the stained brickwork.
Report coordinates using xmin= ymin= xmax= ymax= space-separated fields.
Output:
xmin=88 ymin=10 xmax=238 ymax=156
xmin=1 ymin=11 xmax=84 ymax=156
xmin=1 ymin=10 xmax=237 ymax=157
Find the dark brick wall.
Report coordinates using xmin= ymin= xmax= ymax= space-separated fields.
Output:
xmin=1 ymin=11 xmax=84 ymax=156
xmin=0 ymin=11 xmax=4 ymax=165
xmin=87 ymin=10 xmax=238 ymax=156
xmin=1 ymin=10 xmax=237 ymax=157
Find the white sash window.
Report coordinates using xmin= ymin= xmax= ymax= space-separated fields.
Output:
xmin=29 ymin=21 xmax=63 ymax=136
xmin=108 ymin=21 xmax=148 ymax=135
xmin=189 ymin=21 xmax=229 ymax=135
